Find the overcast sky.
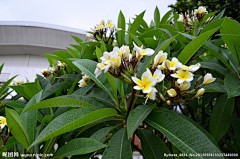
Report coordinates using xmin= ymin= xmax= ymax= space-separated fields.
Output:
xmin=0 ymin=0 xmax=176 ymax=31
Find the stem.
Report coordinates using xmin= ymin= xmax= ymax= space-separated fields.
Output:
xmin=126 ymin=87 xmax=137 ymax=117
xmin=186 ymin=104 xmax=197 ymax=122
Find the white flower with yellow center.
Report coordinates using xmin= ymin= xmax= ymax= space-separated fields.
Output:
xmin=171 ymin=70 xmax=194 ymax=84
xmin=110 ymin=54 xmax=121 ymax=69
xmin=100 ymin=52 xmax=111 ymax=63
xmin=57 ymin=61 xmax=65 ymax=67
xmin=49 ymin=67 xmax=56 ymax=73
xmin=151 ymin=69 xmax=165 ymax=83
xmin=83 ymin=75 xmax=90 ymax=81
xmin=177 ymin=14 xmax=184 ymax=23
xmin=178 ymin=81 xmax=191 ymax=91
xmin=146 ymin=87 xmax=158 ymax=101
xmin=78 ymin=79 xmax=88 ymax=87
xmin=94 ymin=63 xmax=105 ymax=77
xmin=0 ymin=116 xmax=7 ymax=129
xmin=202 ymin=73 xmax=216 ymax=85
xmin=132 ymin=70 xmax=157 ymax=93
xmin=153 ymin=51 xmax=168 ymax=68
xmin=166 ymin=57 xmax=181 ymax=71
xmin=157 ymin=61 xmax=166 ymax=70
xmin=133 ymin=42 xmax=154 ymax=59
xmin=95 ymin=25 xmax=104 ymax=30
xmin=194 ymin=6 xmax=207 ymax=15
xmin=112 ymin=46 xmax=130 ymax=58
xmin=167 ymin=88 xmax=177 ymax=97
xmin=182 ymin=63 xmax=201 ymax=72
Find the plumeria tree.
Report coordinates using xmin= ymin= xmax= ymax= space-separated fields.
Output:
xmin=0 ymin=6 xmax=240 ymax=159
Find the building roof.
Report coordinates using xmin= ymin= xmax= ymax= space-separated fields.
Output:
xmin=0 ymin=21 xmax=86 ymax=55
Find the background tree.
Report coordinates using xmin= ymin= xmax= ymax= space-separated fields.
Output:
xmin=169 ymin=0 xmax=240 ymax=22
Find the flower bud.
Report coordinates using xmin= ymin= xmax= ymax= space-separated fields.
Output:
xmin=159 ymin=93 xmax=166 ymax=102
xmin=166 ymin=100 xmax=171 ymax=105
xmin=167 ymin=88 xmax=177 ymax=97
xmin=86 ymin=34 xmax=93 ymax=39
xmin=165 ymin=60 xmax=170 ymax=70
xmin=197 ymin=76 xmax=203 ymax=82
xmin=202 ymin=73 xmax=216 ymax=85
xmin=195 ymin=88 xmax=205 ymax=97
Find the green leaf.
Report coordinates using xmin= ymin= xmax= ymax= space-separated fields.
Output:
xmin=139 ymin=129 xmax=172 ymax=159
xmin=129 ymin=11 xmax=145 ymax=45
xmin=102 ymin=128 xmax=132 ymax=159
xmin=30 ymin=108 xmax=117 ymax=148
xmin=0 ymin=75 xmax=17 ymax=97
xmin=224 ymin=73 xmax=240 ymax=98
xmin=52 ymin=50 xmax=72 ymax=59
xmin=213 ymin=9 xmax=225 ymax=21
xmin=178 ymin=27 xmax=220 ymax=64
xmin=36 ymin=74 xmax=50 ymax=89
xmin=209 ymin=93 xmax=234 ymax=141
xmin=71 ymin=35 xmax=83 ymax=44
xmin=67 ymin=47 xmax=80 ymax=58
xmin=96 ymin=47 xmax=103 ymax=62
xmin=161 ymin=9 xmax=172 ymax=24
xmin=127 ymin=105 xmax=153 ymax=138
xmin=90 ymin=126 xmax=113 ymax=142
xmin=5 ymin=108 xmax=30 ymax=150
xmin=154 ymin=6 xmax=160 ymax=28
xmin=232 ymin=115 xmax=240 ymax=150
xmin=0 ymin=63 xmax=4 ymax=74
xmin=106 ymin=73 xmax=118 ymax=102
xmin=22 ymin=97 xmax=94 ymax=113
xmin=116 ymin=10 xmax=126 ymax=46
xmin=128 ymin=32 xmax=143 ymax=46
xmin=73 ymin=59 xmax=116 ymax=105
xmin=146 ymin=108 xmax=223 ymax=158
xmin=199 ymin=11 xmax=217 ymax=26
xmin=41 ymin=81 xmax=73 ymax=100
xmin=21 ymin=91 xmax=42 ymax=145
xmin=73 ymin=83 xmax=95 ymax=96
xmin=200 ymin=19 xmax=224 ymax=34
xmin=202 ymin=82 xmax=226 ymax=93
xmin=219 ymin=34 xmax=240 ymax=64
xmin=2 ymin=100 xmax=25 ymax=111
xmin=54 ymin=138 xmax=106 ymax=157
xmin=199 ymin=61 xmax=228 ymax=75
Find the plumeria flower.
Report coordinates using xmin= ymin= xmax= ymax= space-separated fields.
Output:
xmin=0 ymin=116 xmax=7 ymax=129
xmin=112 ymin=46 xmax=130 ymax=58
xmin=78 ymin=79 xmax=88 ymax=87
xmin=86 ymin=34 xmax=93 ymax=39
xmin=145 ymin=87 xmax=158 ymax=104
xmin=194 ymin=6 xmax=208 ymax=15
xmin=165 ymin=57 xmax=182 ymax=71
xmin=95 ymin=25 xmax=104 ymax=30
xmin=57 ymin=61 xmax=65 ymax=67
xmin=49 ymin=67 xmax=56 ymax=73
xmin=182 ymin=63 xmax=201 ymax=72
xmin=167 ymin=88 xmax=177 ymax=97
xmin=109 ymin=54 xmax=121 ymax=69
xmin=132 ymin=70 xmax=157 ymax=93
xmin=153 ymin=51 xmax=168 ymax=68
xmin=177 ymin=14 xmax=184 ymax=23
xmin=94 ymin=63 xmax=105 ymax=77
xmin=133 ymin=42 xmax=154 ymax=60
xmin=171 ymin=70 xmax=194 ymax=84
xmin=151 ymin=69 xmax=165 ymax=83
xmin=178 ymin=81 xmax=191 ymax=91
xmin=82 ymin=74 xmax=90 ymax=81
xmin=195 ymin=88 xmax=205 ymax=97
xmin=202 ymin=73 xmax=216 ymax=85
xmin=157 ymin=61 xmax=166 ymax=71
xmin=100 ymin=52 xmax=111 ymax=63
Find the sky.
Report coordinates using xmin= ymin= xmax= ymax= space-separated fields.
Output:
xmin=0 ymin=0 xmax=176 ymax=31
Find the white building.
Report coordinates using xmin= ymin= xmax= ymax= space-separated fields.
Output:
xmin=0 ymin=21 xmax=86 ymax=83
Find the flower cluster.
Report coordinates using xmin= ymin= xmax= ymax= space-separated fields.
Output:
xmin=177 ymin=6 xmax=213 ymax=31
xmin=92 ymin=43 xmax=216 ymax=106
xmin=10 ymin=80 xmax=25 ymax=86
xmin=78 ymin=73 xmax=90 ymax=87
xmin=86 ymin=19 xmax=121 ymax=45
xmin=41 ymin=61 xmax=65 ymax=78
xmin=93 ymin=43 xmax=154 ymax=84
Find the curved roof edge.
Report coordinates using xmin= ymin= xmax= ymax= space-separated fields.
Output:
xmin=0 ymin=21 xmax=87 ymax=35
